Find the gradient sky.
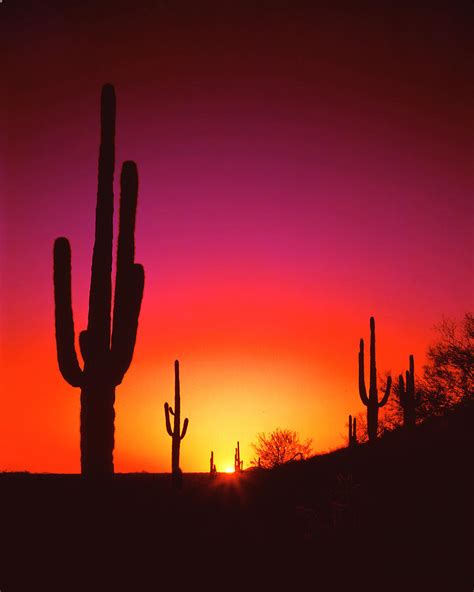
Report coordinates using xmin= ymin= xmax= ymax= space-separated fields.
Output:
xmin=1 ymin=0 xmax=472 ymax=472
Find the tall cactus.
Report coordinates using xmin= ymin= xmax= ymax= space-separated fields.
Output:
xmin=210 ymin=451 xmax=217 ymax=474
xmin=53 ymin=84 xmax=144 ymax=476
xmin=234 ymin=441 xmax=243 ymax=472
xmin=348 ymin=414 xmax=357 ymax=448
xmin=164 ymin=360 xmax=189 ymax=486
xmin=398 ymin=354 xmax=420 ymax=428
xmin=358 ymin=317 xmax=392 ymax=442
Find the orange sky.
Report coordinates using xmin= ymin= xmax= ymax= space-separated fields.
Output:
xmin=0 ymin=268 xmax=455 ymax=473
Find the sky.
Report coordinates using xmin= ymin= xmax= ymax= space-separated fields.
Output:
xmin=1 ymin=0 xmax=472 ymax=473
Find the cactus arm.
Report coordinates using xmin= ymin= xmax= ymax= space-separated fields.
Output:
xmin=111 ymin=162 xmax=144 ymax=384
xmin=78 ymin=330 xmax=89 ymax=364
xmin=409 ymin=355 xmax=422 ymax=404
xmin=369 ymin=316 xmax=377 ymax=399
xmin=53 ymin=237 xmax=83 ymax=387
xmin=87 ymin=84 xmax=115 ymax=353
xmin=378 ymin=375 xmax=392 ymax=407
xmin=111 ymin=263 xmax=144 ymax=385
xmin=164 ymin=402 xmax=174 ymax=437
xmin=358 ymin=339 xmax=369 ymax=405
xmin=180 ymin=417 xmax=189 ymax=440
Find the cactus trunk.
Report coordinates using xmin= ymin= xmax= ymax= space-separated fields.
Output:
xmin=80 ymin=384 xmax=115 ymax=475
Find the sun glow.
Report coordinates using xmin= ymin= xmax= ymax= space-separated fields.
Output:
xmin=224 ymin=467 xmax=235 ymax=474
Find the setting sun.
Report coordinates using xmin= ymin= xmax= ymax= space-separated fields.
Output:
xmin=224 ymin=467 xmax=235 ymax=474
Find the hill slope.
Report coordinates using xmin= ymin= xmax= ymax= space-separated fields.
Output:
xmin=1 ymin=402 xmax=472 ymax=590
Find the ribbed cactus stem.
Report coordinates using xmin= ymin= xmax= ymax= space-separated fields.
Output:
xmin=164 ymin=360 xmax=189 ymax=486
xmin=358 ymin=316 xmax=392 ymax=442
xmin=398 ymin=354 xmax=419 ymax=428
xmin=53 ymin=84 xmax=144 ymax=476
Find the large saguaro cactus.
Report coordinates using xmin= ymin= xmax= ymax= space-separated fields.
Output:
xmin=164 ymin=360 xmax=189 ymax=486
xmin=53 ymin=84 xmax=144 ymax=476
xmin=398 ymin=354 xmax=420 ymax=428
xmin=358 ymin=317 xmax=392 ymax=442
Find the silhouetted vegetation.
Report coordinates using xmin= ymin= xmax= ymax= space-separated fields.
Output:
xmin=234 ymin=441 xmax=243 ymax=472
xmin=397 ymin=354 xmax=420 ymax=428
xmin=26 ymin=78 xmax=474 ymax=588
xmin=251 ymin=428 xmax=313 ymax=468
xmin=360 ymin=313 xmax=474 ymax=439
xmin=2 ymin=400 xmax=471 ymax=589
xmin=348 ymin=414 xmax=357 ymax=447
xmin=421 ymin=312 xmax=473 ymax=409
xmin=209 ymin=451 xmax=216 ymax=474
xmin=358 ymin=316 xmax=392 ymax=441
xmin=164 ymin=360 xmax=189 ymax=488
xmin=53 ymin=85 xmax=144 ymax=476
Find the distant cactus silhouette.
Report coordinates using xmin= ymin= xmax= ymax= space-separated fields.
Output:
xmin=234 ymin=441 xmax=243 ymax=472
xmin=358 ymin=317 xmax=392 ymax=441
xmin=210 ymin=451 xmax=217 ymax=474
xmin=398 ymin=355 xmax=420 ymax=428
xmin=53 ymin=84 xmax=144 ymax=476
xmin=348 ymin=414 xmax=357 ymax=447
xmin=164 ymin=360 xmax=189 ymax=487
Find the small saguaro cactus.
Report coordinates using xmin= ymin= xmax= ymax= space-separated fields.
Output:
xmin=164 ymin=360 xmax=189 ymax=486
xmin=398 ymin=354 xmax=420 ymax=428
xmin=234 ymin=441 xmax=243 ymax=472
xmin=358 ymin=317 xmax=392 ymax=442
xmin=210 ymin=451 xmax=217 ymax=475
xmin=348 ymin=414 xmax=357 ymax=448
xmin=53 ymin=84 xmax=144 ymax=477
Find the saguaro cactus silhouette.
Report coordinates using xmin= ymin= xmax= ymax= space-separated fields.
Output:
xmin=398 ymin=354 xmax=419 ymax=428
xmin=210 ymin=451 xmax=217 ymax=474
xmin=234 ymin=441 xmax=243 ymax=472
xmin=358 ymin=317 xmax=392 ymax=441
xmin=348 ymin=414 xmax=357 ymax=447
xmin=53 ymin=84 xmax=144 ymax=476
xmin=164 ymin=360 xmax=189 ymax=485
